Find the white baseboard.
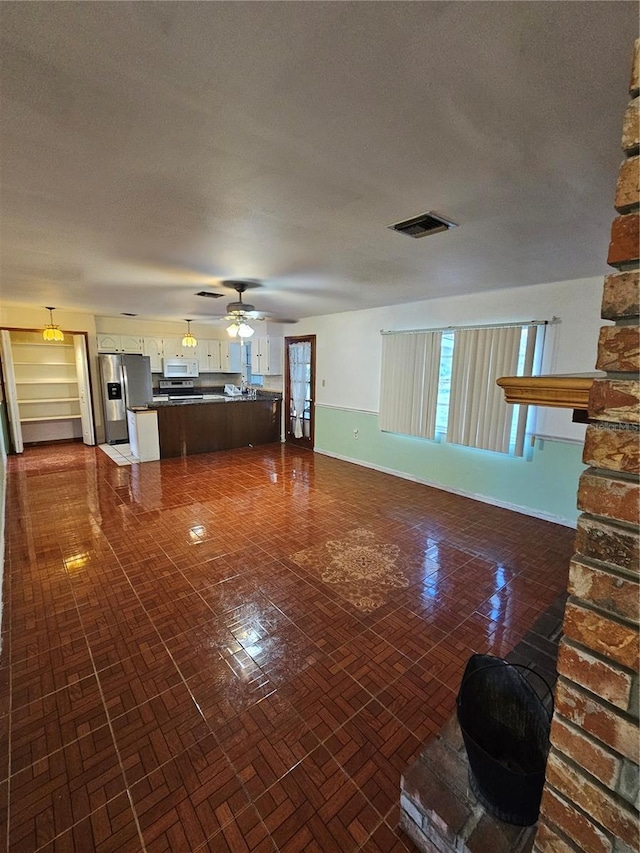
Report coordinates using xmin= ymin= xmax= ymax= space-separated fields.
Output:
xmin=314 ymin=447 xmax=577 ymax=529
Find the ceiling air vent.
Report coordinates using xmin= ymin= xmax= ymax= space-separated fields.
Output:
xmin=195 ymin=291 xmax=224 ymax=299
xmin=388 ymin=211 xmax=457 ymax=238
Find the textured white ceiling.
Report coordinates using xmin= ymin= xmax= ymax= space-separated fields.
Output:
xmin=0 ymin=1 xmax=635 ymax=326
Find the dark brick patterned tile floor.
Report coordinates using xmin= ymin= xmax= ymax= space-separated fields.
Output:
xmin=1 ymin=443 xmax=573 ymax=850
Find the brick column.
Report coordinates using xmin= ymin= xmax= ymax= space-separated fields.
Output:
xmin=535 ymin=41 xmax=640 ymax=853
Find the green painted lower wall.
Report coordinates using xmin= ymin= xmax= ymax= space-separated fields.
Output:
xmin=315 ymin=406 xmax=585 ymax=526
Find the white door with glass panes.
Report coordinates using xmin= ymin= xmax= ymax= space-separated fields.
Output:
xmin=285 ymin=335 xmax=315 ymax=448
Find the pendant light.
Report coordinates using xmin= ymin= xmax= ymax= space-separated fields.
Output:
xmin=182 ymin=319 xmax=197 ymax=348
xmin=42 ymin=307 xmax=64 ymax=342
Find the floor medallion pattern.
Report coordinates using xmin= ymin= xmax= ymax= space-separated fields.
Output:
xmin=291 ymin=528 xmax=411 ymax=612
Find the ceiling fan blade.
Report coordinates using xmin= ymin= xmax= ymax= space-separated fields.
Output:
xmin=252 ymin=315 xmax=298 ymax=324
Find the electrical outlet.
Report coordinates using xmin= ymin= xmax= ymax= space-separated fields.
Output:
xmin=322 ymin=379 xmax=326 ymax=387
xmin=353 ymin=428 xmax=359 ymax=439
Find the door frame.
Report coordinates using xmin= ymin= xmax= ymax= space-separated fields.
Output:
xmin=74 ymin=335 xmax=96 ymax=445
xmin=0 ymin=327 xmax=97 ymax=451
xmin=284 ymin=334 xmax=316 ymax=449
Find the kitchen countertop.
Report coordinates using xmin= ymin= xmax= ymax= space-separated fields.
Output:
xmin=143 ymin=391 xmax=282 ymax=408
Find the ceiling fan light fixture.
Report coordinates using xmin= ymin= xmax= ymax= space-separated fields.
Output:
xmin=237 ymin=322 xmax=255 ymax=339
xmin=226 ymin=322 xmax=239 ymax=338
xmin=42 ymin=306 xmax=64 ymax=342
xmin=182 ymin=319 xmax=198 ymax=348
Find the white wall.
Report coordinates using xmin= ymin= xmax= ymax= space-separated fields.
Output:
xmin=295 ymin=275 xmax=607 ymax=442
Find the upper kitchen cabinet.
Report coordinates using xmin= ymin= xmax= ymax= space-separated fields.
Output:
xmin=251 ymin=336 xmax=283 ymax=376
xmin=197 ymin=339 xmax=222 ymax=372
xmin=221 ymin=341 xmax=241 ymax=373
xmin=97 ymin=334 xmax=143 ymax=354
xmin=142 ymin=337 xmax=164 ymax=373
xmin=161 ymin=337 xmax=189 ymax=359
xmin=196 ymin=340 xmax=241 ymax=373
xmin=100 ymin=333 xmax=242 ymax=373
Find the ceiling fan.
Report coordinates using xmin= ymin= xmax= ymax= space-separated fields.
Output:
xmin=223 ymin=280 xmax=261 ymax=319
xmin=196 ymin=280 xmax=297 ymax=335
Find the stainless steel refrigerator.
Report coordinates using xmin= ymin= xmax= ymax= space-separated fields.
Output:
xmin=99 ymin=353 xmax=152 ymax=444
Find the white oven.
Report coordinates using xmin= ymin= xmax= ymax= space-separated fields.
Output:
xmin=162 ymin=358 xmax=199 ymax=378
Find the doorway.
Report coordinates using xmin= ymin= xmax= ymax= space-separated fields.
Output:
xmin=0 ymin=328 xmax=96 ymax=452
xmin=284 ymin=335 xmax=315 ymax=449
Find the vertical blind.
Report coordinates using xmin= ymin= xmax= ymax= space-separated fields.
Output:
xmin=380 ymin=322 xmax=542 ymax=455
xmin=447 ymin=325 xmax=536 ymax=455
xmin=379 ymin=331 xmax=442 ymax=439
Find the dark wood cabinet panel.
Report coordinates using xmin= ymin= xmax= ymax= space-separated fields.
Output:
xmin=156 ymin=399 xmax=281 ymax=458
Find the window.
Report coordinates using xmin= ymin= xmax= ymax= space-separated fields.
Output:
xmin=379 ymin=331 xmax=442 ymax=439
xmin=242 ymin=343 xmax=263 ymax=387
xmin=434 ymin=332 xmax=455 ymax=435
xmin=381 ymin=323 xmax=544 ymax=457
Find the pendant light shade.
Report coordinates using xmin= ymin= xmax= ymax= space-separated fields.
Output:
xmin=42 ymin=307 xmax=64 ymax=342
xmin=182 ymin=319 xmax=197 ymax=348
xmin=227 ymin=319 xmax=254 ymax=338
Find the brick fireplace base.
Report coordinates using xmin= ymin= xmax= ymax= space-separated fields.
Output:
xmin=400 ymin=594 xmax=567 ymax=853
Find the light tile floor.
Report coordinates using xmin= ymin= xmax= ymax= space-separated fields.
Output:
xmin=1 ymin=442 xmax=573 ymax=851
xmin=98 ymin=442 xmax=137 ymax=466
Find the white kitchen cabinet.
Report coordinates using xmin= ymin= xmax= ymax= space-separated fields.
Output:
xmin=201 ymin=339 xmax=223 ymax=372
xmin=161 ymin=337 xmax=188 ymax=359
xmin=97 ymin=334 xmax=143 ymax=353
xmin=142 ymin=337 xmax=164 ymax=372
xmin=195 ymin=339 xmax=212 ymax=371
xmin=221 ymin=341 xmax=241 ymax=373
xmin=194 ymin=339 xmax=241 ymax=373
xmin=127 ymin=408 xmax=160 ymax=461
xmin=251 ymin=336 xmax=283 ymax=375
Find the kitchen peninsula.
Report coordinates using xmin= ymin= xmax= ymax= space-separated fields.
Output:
xmin=146 ymin=392 xmax=282 ymax=458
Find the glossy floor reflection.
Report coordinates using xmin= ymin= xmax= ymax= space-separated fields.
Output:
xmin=1 ymin=442 xmax=573 ymax=851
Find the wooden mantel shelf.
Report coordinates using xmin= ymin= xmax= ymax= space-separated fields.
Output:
xmin=496 ymin=373 xmax=606 ymax=410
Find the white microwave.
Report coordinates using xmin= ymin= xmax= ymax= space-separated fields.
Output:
xmin=163 ymin=358 xmax=199 ymax=378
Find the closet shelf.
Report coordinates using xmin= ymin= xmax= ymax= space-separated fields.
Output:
xmin=20 ymin=415 xmax=81 ymax=423
xmin=12 ymin=341 xmax=73 ymax=348
xmin=18 ymin=397 xmax=80 ymax=404
xmin=13 ymin=361 xmax=75 ymax=367
xmin=15 ymin=378 xmax=76 ymax=385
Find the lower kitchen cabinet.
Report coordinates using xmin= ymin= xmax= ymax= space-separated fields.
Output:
xmin=154 ymin=398 xmax=281 ymax=457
